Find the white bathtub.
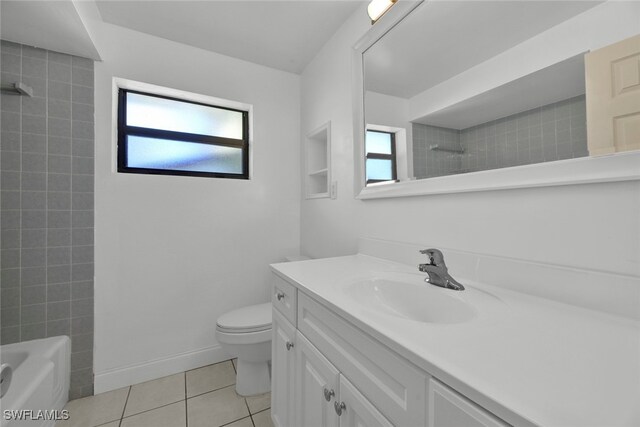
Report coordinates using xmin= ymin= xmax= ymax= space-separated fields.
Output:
xmin=0 ymin=337 xmax=70 ymax=427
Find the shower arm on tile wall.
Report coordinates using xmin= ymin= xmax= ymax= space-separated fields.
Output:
xmin=0 ymin=82 xmax=33 ymax=97
xmin=429 ymin=144 xmax=465 ymax=154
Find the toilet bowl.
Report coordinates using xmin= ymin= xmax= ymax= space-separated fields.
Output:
xmin=215 ymin=255 xmax=309 ymax=396
xmin=216 ymin=302 xmax=272 ymax=396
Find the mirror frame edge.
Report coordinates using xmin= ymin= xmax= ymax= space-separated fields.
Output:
xmin=352 ymin=1 xmax=640 ymax=200
xmin=352 ymin=0 xmax=425 ymax=198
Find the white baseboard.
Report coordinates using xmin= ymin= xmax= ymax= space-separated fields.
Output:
xmin=94 ymin=344 xmax=229 ymax=394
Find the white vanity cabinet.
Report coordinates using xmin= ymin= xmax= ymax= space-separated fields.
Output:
xmin=428 ymin=379 xmax=509 ymax=427
xmin=295 ymin=331 xmax=393 ymax=427
xmin=271 ymin=308 xmax=296 ymax=427
xmin=295 ymin=331 xmax=340 ymax=427
xmin=271 ymin=272 xmax=509 ymax=427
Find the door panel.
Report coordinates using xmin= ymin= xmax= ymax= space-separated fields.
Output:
xmin=338 ymin=375 xmax=393 ymax=427
xmin=586 ymin=34 xmax=640 ymax=155
xmin=295 ymin=332 xmax=340 ymax=427
xmin=271 ymin=310 xmax=296 ymax=427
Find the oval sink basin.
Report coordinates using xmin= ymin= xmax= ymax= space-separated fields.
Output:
xmin=344 ymin=273 xmax=477 ymax=324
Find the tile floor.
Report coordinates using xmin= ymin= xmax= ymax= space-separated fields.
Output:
xmin=57 ymin=359 xmax=274 ymax=427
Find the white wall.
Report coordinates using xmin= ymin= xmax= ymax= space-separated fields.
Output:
xmin=300 ymin=3 xmax=640 ymax=277
xmin=408 ymin=1 xmax=640 ymax=122
xmin=93 ymin=22 xmax=301 ymax=392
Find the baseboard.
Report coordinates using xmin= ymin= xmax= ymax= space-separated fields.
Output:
xmin=94 ymin=344 xmax=229 ymax=394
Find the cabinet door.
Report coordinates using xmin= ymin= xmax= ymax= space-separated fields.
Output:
xmin=272 ymin=309 xmax=296 ymax=427
xmin=428 ymin=378 xmax=509 ymax=427
xmin=295 ymin=332 xmax=340 ymax=427
xmin=337 ymin=375 xmax=393 ymax=427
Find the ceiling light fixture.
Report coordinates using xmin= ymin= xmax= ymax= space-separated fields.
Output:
xmin=368 ymin=0 xmax=397 ymax=24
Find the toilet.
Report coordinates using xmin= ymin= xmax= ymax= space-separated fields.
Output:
xmin=216 ymin=255 xmax=309 ymax=396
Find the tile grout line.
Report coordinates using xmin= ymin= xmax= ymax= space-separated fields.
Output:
xmin=245 ymin=398 xmax=256 ymax=427
xmin=17 ymin=42 xmax=23 ymax=344
xmin=184 ymin=358 xmax=234 ymax=374
xmin=219 ymin=416 xmax=253 ymax=427
xmin=45 ymin=48 xmax=50 ymax=340
xmin=187 ymin=382 xmax=237 ymax=400
xmin=184 ymin=371 xmax=188 ymax=427
xmin=119 ymin=385 xmax=131 ymax=423
xmin=119 ymin=397 xmax=185 ymax=421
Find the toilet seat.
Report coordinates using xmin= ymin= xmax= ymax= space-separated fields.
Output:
xmin=216 ymin=302 xmax=272 ymax=334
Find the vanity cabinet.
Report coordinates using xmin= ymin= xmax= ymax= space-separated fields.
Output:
xmin=295 ymin=331 xmax=339 ymax=427
xmin=295 ymin=331 xmax=392 ymax=427
xmin=271 ymin=272 xmax=509 ymax=427
xmin=428 ymin=379 xmax=508 ymax=427
xmin=271 ymin=309 xmax=296 ymax=427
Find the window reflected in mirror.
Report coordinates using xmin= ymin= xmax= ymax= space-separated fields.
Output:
xmin=365 ymin=130 xmax=397 ymax=185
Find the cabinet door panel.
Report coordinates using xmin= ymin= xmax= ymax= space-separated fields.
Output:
xmin=295 ymin=331 xmax=340 ymax=427
xmin=428 ymin=378 xmax=509 ymax=427
xmin=272 ymin=309 xmax=296 ymax=427
xmin=338 ymin=375 xmax=393 ymax=427
xmin=298 ymin=292 xmax=427 ymax=426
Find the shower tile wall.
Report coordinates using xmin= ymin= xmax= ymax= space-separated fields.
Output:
xmin=413 ymin=124 xmax=462 ymax=179
xmin=1 ymin=40 xmax=94 ymax=399
xmin=413 ymin=95 xmax=588 ymax=179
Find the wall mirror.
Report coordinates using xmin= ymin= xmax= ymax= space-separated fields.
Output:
xmin=353 ymin=0 xmax=640 ymax=199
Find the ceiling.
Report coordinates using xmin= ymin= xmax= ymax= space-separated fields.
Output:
xmin=1 ymin=1 xmax=363 ymax=74
xmin=0 ymin=1 xmax=101 ymax=60
xmin=364 ymin=1 xmax=602 ymax=99
xmin=95 ymin=0 xmax=364 ymax=74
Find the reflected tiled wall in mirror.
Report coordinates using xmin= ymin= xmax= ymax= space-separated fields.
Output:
xmin=413 ymin=95 xmax=588 ymax=179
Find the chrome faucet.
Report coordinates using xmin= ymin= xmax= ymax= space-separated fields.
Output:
xmin=418 ymin=249 xmax=465 ymax=291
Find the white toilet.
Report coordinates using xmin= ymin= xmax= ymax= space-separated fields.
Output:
xmin=216 ymin=255 xmax=309 ymax=396
xmin=216 ymin=302 xmax=272 ymax=396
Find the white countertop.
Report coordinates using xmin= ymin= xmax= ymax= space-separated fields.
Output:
xmin=271 ymin=254 xmax=640 ymax=427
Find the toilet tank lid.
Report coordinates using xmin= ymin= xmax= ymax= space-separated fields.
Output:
xmin=285 ymin=255 xmax=311 ymax=262
xmin=217 ymin=302 xmax=272 ymax=332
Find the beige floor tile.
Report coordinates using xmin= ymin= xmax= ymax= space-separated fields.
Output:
xmin=121 ymin=401 xmax=186 ymax=427
xmin=95 ymin=422 xmax=120 ymax=427
xmin=246 ymin=392 xmax=270 ymax=414
xmin=252 ymin=409 xmax=274 ymax=427
xmin=124 ymin=373 xmax=185 ymax=417
xmin=224 ymin=417 xmax=253 ymax=427
xmin=56 ymin=387 xmax=129 ymax=427
xmin=187 ymin=385 xmax=249 ymax=427
xmin=186 ymin=361 xmax=235 ymax=398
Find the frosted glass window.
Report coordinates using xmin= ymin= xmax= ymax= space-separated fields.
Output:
xmin=126 ymin=136 xmax=243 ymax=174
xmin=117 ymin=88 xmax=249 ymax=179
xmin=365 ymin=128 xmax=396 ymax=184
xmin=366 ymin=159 xmax=393 ymax=181
xmin=127 ymin=93 xmax=243 ymax=139
xmin=366 ymin=130 xmax=392 ymax=154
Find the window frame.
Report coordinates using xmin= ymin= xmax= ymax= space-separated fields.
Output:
xmin=365 ymin=129 xmax=398 ymax=185
xmin=117 ymin=88 xmax=250 ymax=179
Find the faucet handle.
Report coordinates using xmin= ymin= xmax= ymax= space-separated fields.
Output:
xmin=419 ymin=248 xmax=445 ymax=266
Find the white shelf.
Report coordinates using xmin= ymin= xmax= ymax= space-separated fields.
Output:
xmin=305 ymin=122 xmax=331 ymax=199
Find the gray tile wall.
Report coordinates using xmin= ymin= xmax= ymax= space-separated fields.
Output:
xmin=413 ymin=95 xmax=588 ymax=179
xmin=1 ymin=40 xmax=94 ymax=399
xmin=413 ymin=124 xmax=462 ymax=179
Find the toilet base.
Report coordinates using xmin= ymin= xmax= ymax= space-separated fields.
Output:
xmin=235 ymin=359 xmax=271 ymax=396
